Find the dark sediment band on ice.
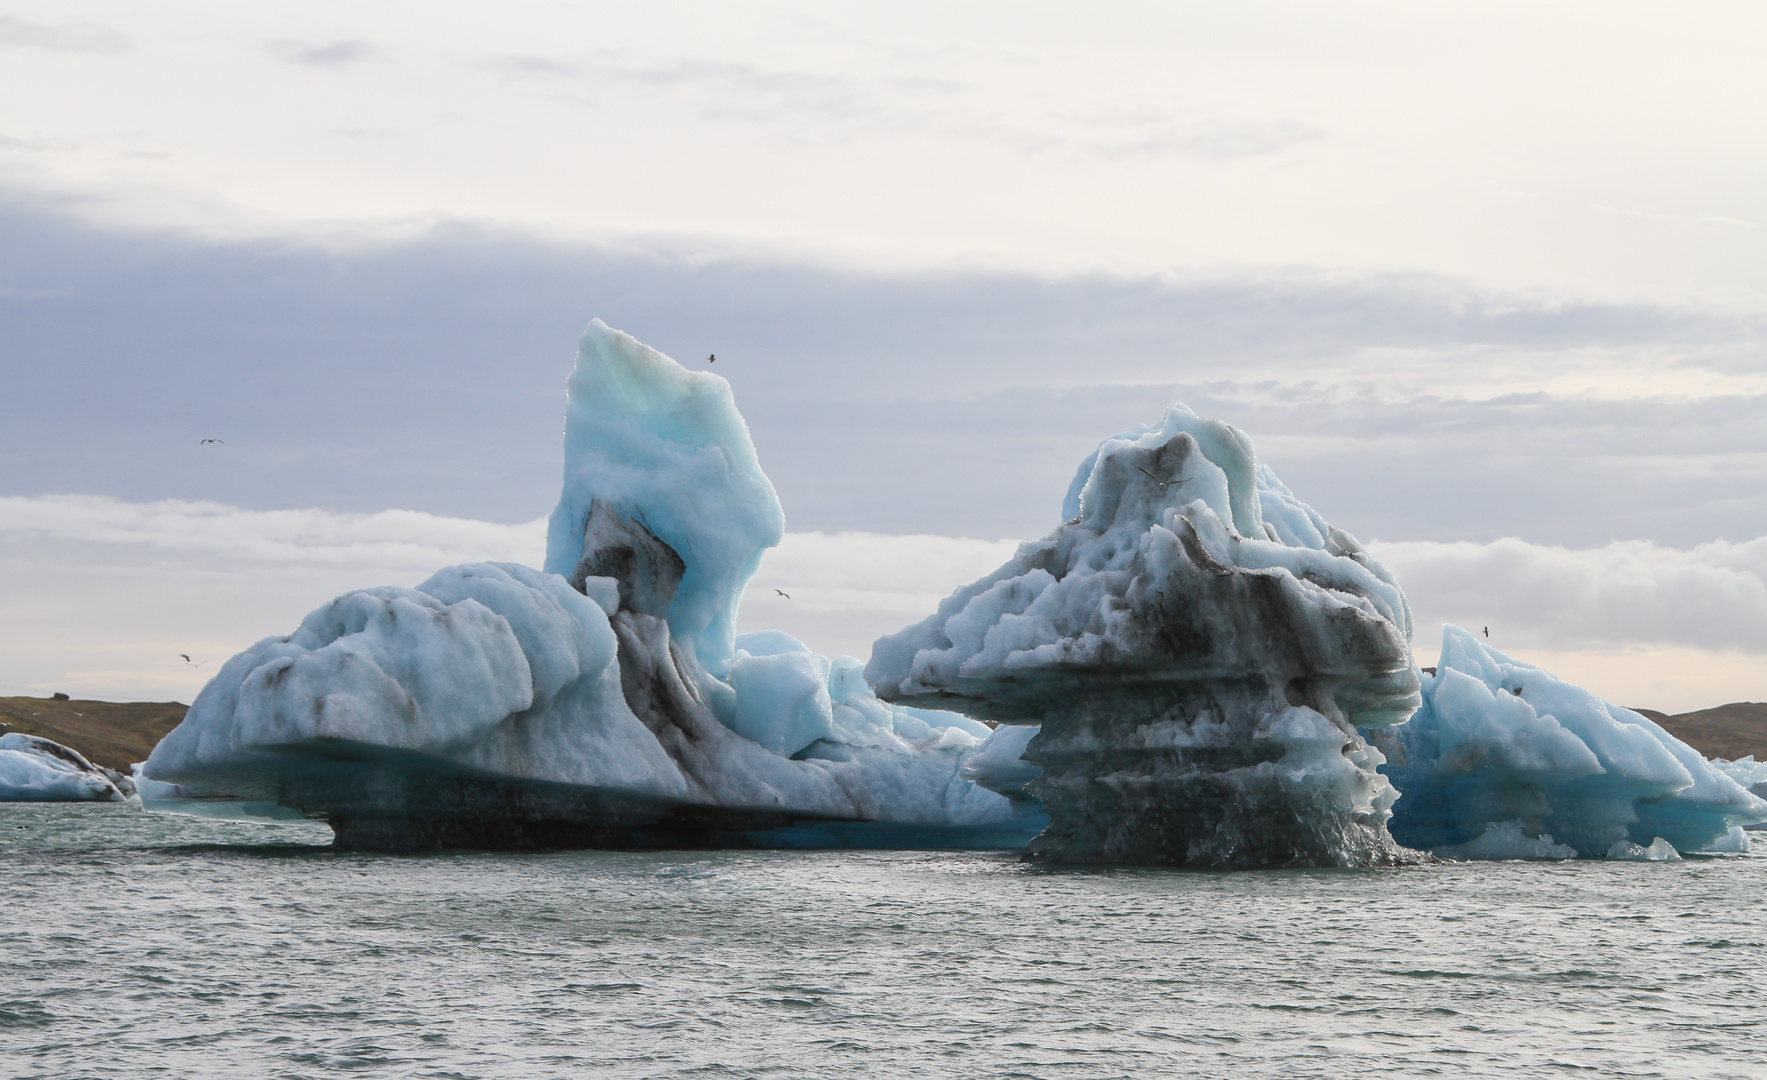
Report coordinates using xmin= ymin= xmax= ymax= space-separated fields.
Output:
xmin=199 ymin=744 xmax=1020 ymax=852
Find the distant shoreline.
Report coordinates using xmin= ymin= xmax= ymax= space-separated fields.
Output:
xmin=0 ymin=697 xmax=188 ymax=773
xmin=4 ymin=694 xmax=1764 ymax=775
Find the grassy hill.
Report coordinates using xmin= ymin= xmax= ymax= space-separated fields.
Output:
xmin=0 ymin=696 xmax=188 ymax=773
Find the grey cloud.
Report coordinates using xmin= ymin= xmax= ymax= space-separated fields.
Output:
xmin=1374 ymin=536 xmax=1767 ymax=656
xmin=1078 ymin=114 xmax=1323 ymax=161
xmin=490 ymin=47 xmax=1323 ymax=163
xmin=481 ymin=48 xmax=1313 ymax=161
xmin=0 ymin=15 xmax=127 ymax=52
xmin=485 ymin=54 xmax=582 ymax=79
xmin=482 ymin=50 xmax=968 ymax=132
xmin=484 ymin=51 xmax=878 ymax=116
xmin=1 ymin=193 xmax=1763 ymax=551
xmin=1176 ymin=117 xmax=1322 ymax=159
xmin=265 ymin=38 xmax=381 ymax=68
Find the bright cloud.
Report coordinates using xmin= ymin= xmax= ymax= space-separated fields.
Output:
xmin=3 ymin=495 xmax=1762 ymax=712
xmin=1372 ymin=535 xmax=1767 ymax=656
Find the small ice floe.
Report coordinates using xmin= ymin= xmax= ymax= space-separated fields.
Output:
xmin=1704 ymin=825 xmax=1752 ymax=853
xmin=1434 ymin=820 xmax=1577 ymax=861
xmin=1605 ymin=837 xmax=1682 ymax=862
xmin=0 ymin=733 xmax=134 ymax=802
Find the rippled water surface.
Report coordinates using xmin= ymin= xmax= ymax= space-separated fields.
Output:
xmin=3 ymin=802 xmax=1763 ymax=1079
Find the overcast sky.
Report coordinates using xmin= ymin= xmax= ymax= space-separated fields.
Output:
xmin=3 ymin=2 xmax=1765 ymax=712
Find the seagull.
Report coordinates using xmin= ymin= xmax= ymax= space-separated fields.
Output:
xmin=773 ymin=589 xmax=790 ymax=599
xmin=199 ymin=438 xmax=225 ymax=445
xmin=179 ymin=654 xmax=207 ymax=667
xmin=1136 ymin=466 xmax=1184 ymax=491
xmin=707 ymin=354 xmax=716 ymax=363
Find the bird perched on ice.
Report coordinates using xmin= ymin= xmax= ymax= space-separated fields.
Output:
xmin=773 ymin=589 xmax=790 ymax=599
xmin=199 ymin=438 xmax=224 ymax=445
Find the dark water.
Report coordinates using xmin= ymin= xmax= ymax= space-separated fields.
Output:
xmin=3 ymin=802 xmax=1763 ymax=1079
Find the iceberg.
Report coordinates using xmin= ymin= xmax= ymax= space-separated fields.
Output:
xmin=1380 ymin=625 xmax=1767 ymax=858
xmin=134 ymin=316 xmax=1765 ymax=866
xmin=866 ymin=407 xmax=1422 ymax=867
xmin=0 ymin=732 xmax=135 ymax=802
xmin=142 ymin=321 xmax=1034 ymax=850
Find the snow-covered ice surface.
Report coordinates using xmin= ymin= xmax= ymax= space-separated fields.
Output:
xmin=143 ymin=322 xmax=1036 ymax=851
xmin=867 ymin=407 xmax=1422 ymax=867
xmin=0 ymin=732 xmax=134 ymax=802
xmin=1381 ymin=625 xmax=1767 ymax=859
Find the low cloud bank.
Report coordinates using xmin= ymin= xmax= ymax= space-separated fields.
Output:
xmin=2 ymin=495 xmax=1760 ymax=712
xmin=1372 ymin=535 xmax=1767 ymax=655
xmin=0 ymin=495 xmax=546 ymax=570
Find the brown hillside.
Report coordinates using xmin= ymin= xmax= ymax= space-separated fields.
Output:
xmin=0 ymin=697 xmax=188 ymax=773
xmin=1635 ymin=702 xmax=1767 ymax=762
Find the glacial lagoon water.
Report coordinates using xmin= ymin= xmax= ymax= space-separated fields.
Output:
xmin=3 ymin=802 xmax=1763 ymax=1079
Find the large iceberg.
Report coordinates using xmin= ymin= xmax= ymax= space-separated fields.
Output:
xmin=1380 ymin=625 xmax=1767 ymax=858
xmin=866 ymin=407 xmax=1422 ymax=867
xmin=137 ymin=317 xmax=1764 ymax=865
xmin=0 ymin=732 xmax=135 ymax=802
xmin=142 ymin=321 xmax=1037 ymax=850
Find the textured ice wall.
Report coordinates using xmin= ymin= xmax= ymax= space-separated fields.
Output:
xmin=0 ymin=732 xmax=134 ymax=802
xmin=868 ymin=405 xmax=1421 ymax=867
xmin=543 ymin=319 xmax=784 ymax=673
xmin=1381 ymin=625 xmax=1767 ymax=858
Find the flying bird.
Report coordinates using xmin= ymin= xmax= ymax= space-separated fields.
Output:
xmin=707 ymin=354 xmax=716 ymax=363
xmin=773 ymin=589 xmax=790 ymax=599
xmin=1483 ymin=626 xmax=1490 ymax=638
xmin=1136 ymin=466 xmax=1184 ymax=491
xmin=199 ymin=438 xmax=225 ymax=445
xmin=179 ymin=654 xmax=207 ymax=667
